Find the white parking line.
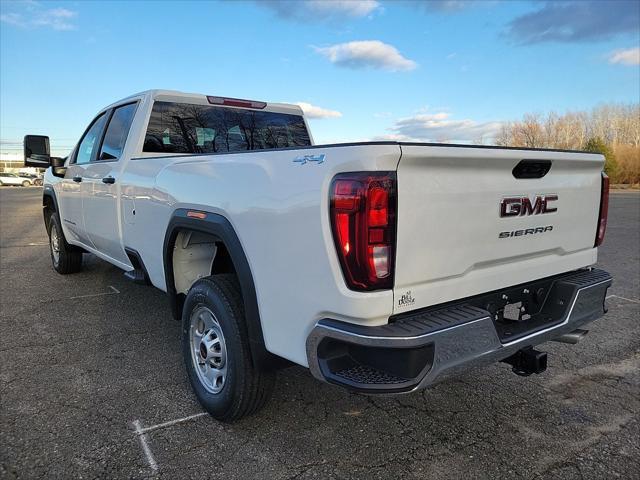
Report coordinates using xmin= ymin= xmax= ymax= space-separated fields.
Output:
xmin=133 ymin=420 xmax=158 ymax=472
xmin=606 ymin=294 xmax=640 ymax=304
xmin=68 ymin=285 xmax=120 ymax=299
xmin=131 ymin=412 xmax=207 ymax=472
xmin=137 ymin=412 xmax=208 ymax=435
xmin=0 ymin=242 xmax=49 ymax=247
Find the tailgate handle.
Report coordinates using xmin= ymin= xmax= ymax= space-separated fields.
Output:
xmin=513 ymin=160 xmax=551 ymax=179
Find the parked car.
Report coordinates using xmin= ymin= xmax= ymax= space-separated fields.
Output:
xmin=25 ymin=90 xmax=612 ymax=422
xmin=0 ymin=172 xmax=32 ymax=187
xmin=18 ymin=172 xmax=43 ymax=186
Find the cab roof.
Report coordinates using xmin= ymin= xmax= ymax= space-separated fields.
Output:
xmin=105 ymin=89 xmax=304 ymax=116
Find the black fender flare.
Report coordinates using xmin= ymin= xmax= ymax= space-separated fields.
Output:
xmin=41 ymin=186 xmax=85 ymax=253
xmin=42 ymin=185 xmax=59 ymax=230
xmin=163 ymin=208 xmax=287 ymax=371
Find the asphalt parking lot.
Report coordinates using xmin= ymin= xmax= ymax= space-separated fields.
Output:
xmin=1 ymin=187 xmax=638 ymax=479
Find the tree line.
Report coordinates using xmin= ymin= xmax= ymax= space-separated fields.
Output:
xmin=494 ymin=103 xmax=639 ymax=184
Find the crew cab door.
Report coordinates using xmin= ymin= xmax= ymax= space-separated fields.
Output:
xmin=82 ymin=102 xmax=137 ymax=266
xmin=58 ymin=112 xmax=109 ymax=247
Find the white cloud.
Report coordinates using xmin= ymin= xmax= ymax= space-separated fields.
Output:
xmin=372 ymin=134 xmax=413 ymax=141
xmin=258 ymin=0 xmax=380 ymax=21
xmin=608 ymin=47 xmax=640 ymax=66
xmin=1 ymin=5 xmax=78 ymax=31
xmin=315 ymin=40 xmax=417 ymax=71
xmin=0 ymin=13 xmax=22 ymax=26
xmin=412 ymin=0 xmax=469 ymax=13
xmin=295 ymin=102 xmax=342 ymax=119
xmin=379 ymin=111 xmax=502 ymax=143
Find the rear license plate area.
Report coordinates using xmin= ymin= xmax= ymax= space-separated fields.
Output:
xmin=484 ymin=279 xmax=562 ymax=342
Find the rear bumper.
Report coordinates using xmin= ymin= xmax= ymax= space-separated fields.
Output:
xmin=306 ymin=268 xmax=612 ymax=393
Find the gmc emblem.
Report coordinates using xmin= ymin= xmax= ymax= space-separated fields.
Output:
xmin=500 ymin=194 xmax=558 ymax=217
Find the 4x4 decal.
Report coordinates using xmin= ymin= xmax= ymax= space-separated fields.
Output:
xmin=293 ymin=153 xmax=325 ymax=165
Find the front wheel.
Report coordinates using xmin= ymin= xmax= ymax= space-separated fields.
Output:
xmin=182 ymin=274 xmax=275 ymax=422
xmin=22 ymin=180 xmax=30 ymax=187
xmin=48 ymin=213 xmax=82 ymax=274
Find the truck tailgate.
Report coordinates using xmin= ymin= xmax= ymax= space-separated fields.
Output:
xmin=393 ymin=144 xmax=604 ymax=313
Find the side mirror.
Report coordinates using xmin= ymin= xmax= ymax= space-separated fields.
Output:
xmin=51 ymin=156 xmax=68 ymax=178
xmin=51 ymin=157 xmax=66 ymax=168
xmin=24 ymin=135 xmax=51 ymax=168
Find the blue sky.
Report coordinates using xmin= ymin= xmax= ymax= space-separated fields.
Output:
xmin=1 ymin=0 xmax=639 ymax=155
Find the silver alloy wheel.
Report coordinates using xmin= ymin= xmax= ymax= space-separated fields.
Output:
xmin=190 ymin=305 xmax=228 ymax=394
xmin=50 ymin=223 xmax=60 ymax=266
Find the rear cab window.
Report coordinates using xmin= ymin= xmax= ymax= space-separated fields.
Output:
xmin=143 ymin=101 xmax=311 ymax=154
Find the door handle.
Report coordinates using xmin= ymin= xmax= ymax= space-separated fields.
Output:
xmin=72 ymin=176 xmax=82 ymax=183
xmin=102 ymin=176 xmax=116 ymax=184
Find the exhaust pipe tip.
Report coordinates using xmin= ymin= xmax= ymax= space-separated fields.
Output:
xmin=552 ymin=329 xmax=589 ymax=345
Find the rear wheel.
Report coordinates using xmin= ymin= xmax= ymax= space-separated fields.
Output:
xmin=182 ymin=274 xmax=275 ymax=421
xmin=48 ymin=213 xmax=82 ymax=274
xmin=22 ymin=180 xmax=30 ymax=187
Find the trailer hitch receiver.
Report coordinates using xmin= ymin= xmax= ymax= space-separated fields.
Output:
xmin=502 ymin=347 xmax=547 ymax=377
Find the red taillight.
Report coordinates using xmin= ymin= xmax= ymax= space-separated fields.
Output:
xmin=207 ymin=96 xmax=267 ymax=109
xmin=595 ymin=172 xmax=609 ymax=247
xmin=330 ymin=172 xmax=397 ymax=291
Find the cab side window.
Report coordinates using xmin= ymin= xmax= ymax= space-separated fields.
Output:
xmin=99 ymin=103 xmax=137 ymax=161
xmin=76 ymin=113 xmax=108 ymax=164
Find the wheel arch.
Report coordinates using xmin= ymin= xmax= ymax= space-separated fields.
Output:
xmin=163 ymin=208 xmax=287 ymax=371
xmin=42 ymin=186 xmax=59 ymax=233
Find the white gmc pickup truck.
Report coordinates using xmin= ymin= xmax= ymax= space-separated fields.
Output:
xmin=25 ymin=90 xmax=612 ymax=421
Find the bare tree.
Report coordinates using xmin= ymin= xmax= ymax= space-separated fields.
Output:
xmin=496 ymin=103 xmax=639 ymax=149
xmin=494 ymin=103 xmax=639 ymax=184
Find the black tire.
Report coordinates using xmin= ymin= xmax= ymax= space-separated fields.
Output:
xmin=48 ymin=212 xmax=82 ymax=274
xmin=22 ymin=180 xmax=30 ymax=187
xmin=182 ymin=274 xmax=275 ymax=422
